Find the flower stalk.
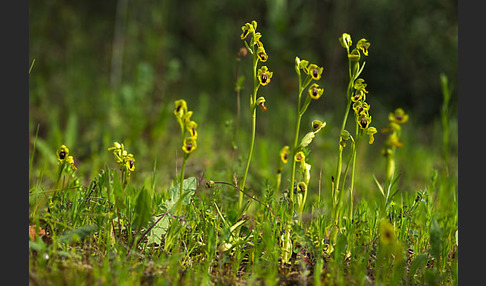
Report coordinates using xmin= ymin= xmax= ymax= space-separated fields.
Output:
xmin=173 ymin=99 xmax=199 ymax=210
xmin=108 ymin=142 xmax=135 ymax=189
xmin=332 ymin=34 xmax=374 ymax=224
xmin=288 ymin=57 xmax=325 ymax=224
xmin=238 ymin=20 xmax=273 ymax=214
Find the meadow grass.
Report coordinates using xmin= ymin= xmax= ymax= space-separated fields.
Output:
xmin=29 ymin=21 xmax=458 ymax=285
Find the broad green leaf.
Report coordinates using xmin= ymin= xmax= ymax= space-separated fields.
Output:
xmin=147 ymin=215 xmax=170 ymax=245
xmin=174 ymin=177 xmax=197 ymax=204
xmin=160 ymin=197 xmax=176 ymax=213
xmin=161 ymin=177 xmax=197 ymax=213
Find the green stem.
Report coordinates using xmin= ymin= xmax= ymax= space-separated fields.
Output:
xmin=180 ymin=155 xmax=188 ymax=199
xmin=239 ymin=50 xmax=259 ymax=212
xmin=289 ymin=73 xmax=311 ymax=202
xmin=289 ymin=113 xmax=303 ymax=204
xmin=122 ymin=170 xmax=127 ymax=189
xmin=290 ymin=74 xmax=316 ymax=224
xmin=331 ymin=145 xmax=343 ymax=224
xmin=332 ymin=54 xmax=355 ymax=223
xmin=340 ymin=143 xmax=354 ymax=197
xmin=239 ymin=107 xmax=256 ymax=211
xmin=175 ymin=154 xmax=188 ymax=215
xmin=349 ymin=123 xmax=360 ymax=221
xmin=333 ymin=97 xmax=352 ymax=210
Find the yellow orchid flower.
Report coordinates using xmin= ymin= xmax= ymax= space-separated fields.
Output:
xmin=257 ymin=66 xmax=273 ymax=86
xmin=308 ymin=83 xmax=324 ymax=100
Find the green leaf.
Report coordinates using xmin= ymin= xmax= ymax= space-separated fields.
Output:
xmin=160 ymin=197 xmax=175 ymax=214
xmin=213 ymin=201 xmax=229 ymax=229
xmin=172 ymin=177 xmax=197 ymax=204
xmin=147 ymin=215 xmax=170 ymax=245
xmin=373 ymin=175 xmax=385 ymax=198
xmin=132 ymin=187 xmax=152 ymax=230
xmin=161 ymin=177 xmax=197 ymax=213
xmin=229 ymin=217 xmax=248 ymax=233
xmin=388 ymin=187 xmax=401 ymax=202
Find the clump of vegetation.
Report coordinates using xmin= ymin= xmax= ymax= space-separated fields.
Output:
xmin=29 ymin=20 xmax=458 ymax=285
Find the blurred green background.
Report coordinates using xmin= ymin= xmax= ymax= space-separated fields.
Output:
xmin=29 ymin=0 xmax=457 ymax=196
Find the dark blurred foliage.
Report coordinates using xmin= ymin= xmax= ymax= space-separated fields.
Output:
xmin=29 ymin=0 xmax=457 ymax=153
